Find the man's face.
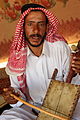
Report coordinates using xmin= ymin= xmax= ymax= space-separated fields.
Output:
xmin=24 ymin=11 xmax=48 ymax=47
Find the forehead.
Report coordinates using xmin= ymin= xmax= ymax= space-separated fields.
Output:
xmin=25 ymin=11 xmax=47 ymax=21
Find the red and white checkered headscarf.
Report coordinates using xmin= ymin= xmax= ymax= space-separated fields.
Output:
xmin=6 ymin=7 xmax=66 ymax=99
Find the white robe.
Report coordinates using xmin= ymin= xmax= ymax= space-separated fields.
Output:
xmin=0 ymin=41 xmax=80 ymax=120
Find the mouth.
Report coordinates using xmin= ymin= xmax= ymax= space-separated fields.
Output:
xmin=26 ymin=35 xmax=44 ymax=47
xmin=31 ymin=36 xmax=41 ymax=40
xmin=30 ymin=34 xmax=42 ymax=40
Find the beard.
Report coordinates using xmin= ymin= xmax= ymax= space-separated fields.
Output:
xmin=24 ymin=33 xmax=46 ymax=47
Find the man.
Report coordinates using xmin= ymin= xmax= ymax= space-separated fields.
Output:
xmin=0 ymin=3 xmax=80 ymax=120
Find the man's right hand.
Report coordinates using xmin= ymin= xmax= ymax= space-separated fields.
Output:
xmin=2 ymin=87 xmax=20 ymax=104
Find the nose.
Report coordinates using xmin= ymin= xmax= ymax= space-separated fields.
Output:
xmin=33 ymin=23 xmax=39 ymax=34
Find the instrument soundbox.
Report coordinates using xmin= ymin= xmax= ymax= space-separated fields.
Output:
xmin=37 ymin=80 xmax=80 ymax=120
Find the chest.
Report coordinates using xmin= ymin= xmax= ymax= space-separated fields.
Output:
xmin=26 ymin=54 xmax=63 ymax=80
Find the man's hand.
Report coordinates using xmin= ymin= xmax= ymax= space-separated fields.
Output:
xmin=71 ymin=40 xmax=80 ymax=75
xmin=2 ymin=87 xmax=20 ymax=104
xmin=71 ymin=55 xmax=80 ymax=75
xmin=66 ymin=53 xmax=80 ymax=83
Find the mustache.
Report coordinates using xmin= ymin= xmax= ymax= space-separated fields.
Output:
xmin=29 ymin=34 xmax=42 ymax=38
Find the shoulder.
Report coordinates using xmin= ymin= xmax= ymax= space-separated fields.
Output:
xmin=44 ymin=40 xmax=71 ymax=58
xmin=46 ymin=40 xmax=70 ymax=51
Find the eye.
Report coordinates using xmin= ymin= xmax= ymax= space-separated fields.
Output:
xmin=27 ymin=22 xmax=32 ymax=26
xmin=39 ymin=22 xmax=46 ymax=27
xmin=26 ymin=22 xmax=33 ymax=26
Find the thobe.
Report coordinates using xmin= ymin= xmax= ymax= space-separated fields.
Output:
xmin=0 ymin=41 xmax=80 ymax=120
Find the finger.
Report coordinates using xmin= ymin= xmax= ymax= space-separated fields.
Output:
xmin=72 ymin=67 xmax=80 ymax=74
xmin=3 ymin=88 xmax=21 ymax=99
xmin=3 ymin=88 xmax=15 ymax=99
xmin=3 ymin=89 xmax=14 ymax=97
xmin=3 ymin=93 xmax=18 ymax=104
xmin=8 ymin=87 xmax=15 ymax=93
xmin=6 ymin=98 xmax=18 ymax=104
xmin=72 ymin=59 xmax=80 ymax=67
xmin=3 ymin=87 xmax=15 ymax=93
xmin=72 ymin=62 xmax=80 ymax=68
xmin=72 ymin=56 xmax=80 ymax=61
xmin=3 ymin=88 xmax=8 ymax=92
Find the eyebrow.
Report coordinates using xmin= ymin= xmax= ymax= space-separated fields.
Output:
xmin=26 ymin=21 xmax=46 ymax=23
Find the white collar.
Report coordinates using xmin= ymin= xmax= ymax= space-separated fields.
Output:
xmin=27 ymin=40 xmax=50 ymax=57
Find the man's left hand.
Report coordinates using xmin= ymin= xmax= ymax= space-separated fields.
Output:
xmin=71 ymin=55 xmax=80 ymax=74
